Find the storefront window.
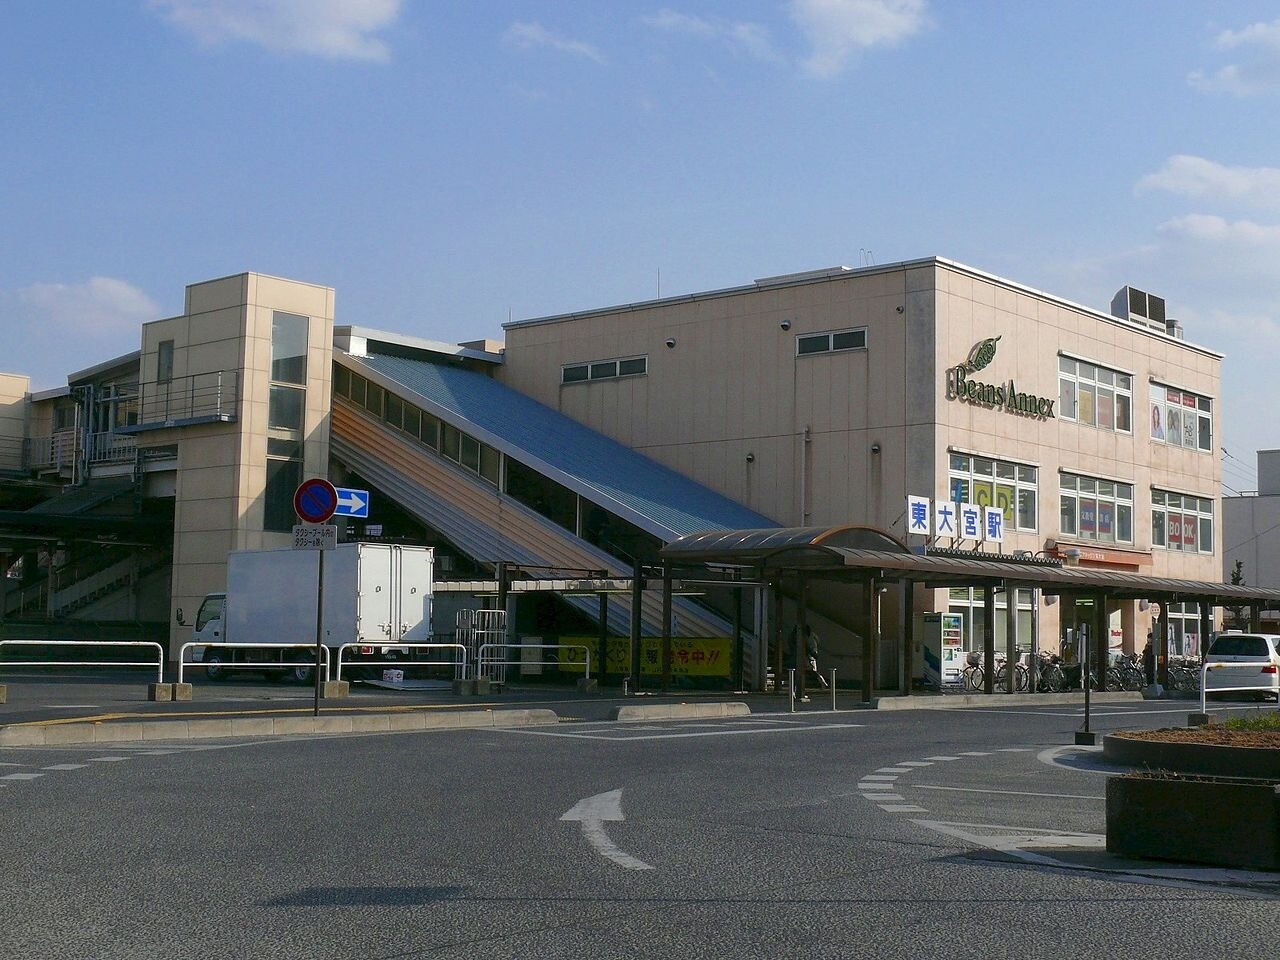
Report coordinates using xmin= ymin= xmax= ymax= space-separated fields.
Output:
xmin=1059 ymin=473 xmax=1133 ymax=544
xmin=1151 ymin=489 xmax=1213 ymax=553
xmin=1150 ymin=383 xmax=1212 ymax=452
xmin=948 ymin=454 xmax=1037 ymax=532
xmin=1059 ymin=356 xmax=1132 ymax=434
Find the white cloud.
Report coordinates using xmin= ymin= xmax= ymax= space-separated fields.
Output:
xmin=18 ymin=277 xmax=159 ymax=336
xmin=641 ymin=8 xmax=782 ymax=62
xmin=1137 ymin=155 xmax=1280 ymax=212
xmin=149 ymin=0 xmax=401 ymax=62
xmin=503 ymin=22 xmax=607 ymax=65
xmin=1189 ymin=17 xmax=1280 ymax=95
xmin=790 ymin=0 xmax=929 ymax=78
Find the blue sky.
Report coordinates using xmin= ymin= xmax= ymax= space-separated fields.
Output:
xmin=2 ymin=1 xmax=1277 ymax=492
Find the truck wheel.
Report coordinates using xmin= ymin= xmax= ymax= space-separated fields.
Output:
xmin=205 ymin=651 xmax=229 ymax=681
xmin=288 ymin=658 xmax=315 ymax=685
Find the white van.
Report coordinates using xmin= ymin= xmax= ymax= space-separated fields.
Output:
xmin=1203 ymin=633 xmax=1280 ymax=700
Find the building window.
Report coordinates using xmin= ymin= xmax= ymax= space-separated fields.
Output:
xmin=947 ymin=453 xmax=1037 ymax=532
xmin=796 ymin=327 xmax=867 ymax=357
xmin=157 ymin=340 xmax=174 ymax=383
xmin=562 ymin=355 xmax=647 ymax=385
xmin=1163 ymin=602 xmax=1206 ymax=657
xmin=1151 ymin=490 xmax=1213 ymax=553
xmin=271 ymin=312 xmax=309 ymax=385
xmin=1059 ymin=473 xmax=1133 ymax=544
xmin=266 ymin=312 xmax=309 ymax=532
xmin=948 ymin=587 xmax=1034 ymax=655
xmin=1058 ymin=357 xmax=1131 ymax=433
xmin=1149 ymin=383 xmax=1212 ymax=452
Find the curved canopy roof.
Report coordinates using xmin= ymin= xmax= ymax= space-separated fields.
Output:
xmin=662 ymin=526 xmax=1280 ymax=606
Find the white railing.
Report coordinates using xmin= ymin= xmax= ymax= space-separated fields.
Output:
xmin=1200 ymin=660 xmax=1280 ymax=713
xmin=476 ymin=642 xmax=590 ymax=681
xmin=0 ymin=639 xmax=164 ymax=683
xmin=87 ymin=431 xmax=137 ymax=464
xmin=335 ymin=643 xmax=469 ymax=682
xmin=177 ymin=642 xmax=330 ymax=684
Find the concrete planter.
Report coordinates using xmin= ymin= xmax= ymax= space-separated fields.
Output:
xmin=1106 ymin=773 xmax=1280 ymax=869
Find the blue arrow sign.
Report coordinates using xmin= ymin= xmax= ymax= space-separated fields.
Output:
xmin=334 ymin=487 xmax=370 ymax=519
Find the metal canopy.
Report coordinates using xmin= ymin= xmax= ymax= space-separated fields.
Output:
xmin=661 ymin=525 xmax=1280 ymax=606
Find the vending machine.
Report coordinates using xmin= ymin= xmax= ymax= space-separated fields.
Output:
xmin=916 ymin=612 xmax=965 ymax=687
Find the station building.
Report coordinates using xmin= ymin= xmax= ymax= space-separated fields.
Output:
xmin=0 ymin=258 xmax=1225 ymax=689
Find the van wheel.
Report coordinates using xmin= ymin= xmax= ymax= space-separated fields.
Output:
xmin=205 ymin=651 xmax=229 ymax=681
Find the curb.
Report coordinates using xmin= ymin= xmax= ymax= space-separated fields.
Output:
xmin=873 ymin=691 xmax=1145 ymax=711
xmin=610 ymin=701 xmax=751 ymax=722
xmin=0 ymin=708 xmax=561 ymax=746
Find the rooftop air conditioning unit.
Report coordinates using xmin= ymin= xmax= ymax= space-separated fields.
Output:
xmin=1110 ymin=285 xmax=1168 ymax=333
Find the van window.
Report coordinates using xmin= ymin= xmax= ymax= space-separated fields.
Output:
xmin=195 ymin=597 xmax=224 ymax=631
xmin=1208 ymin=635 xmax=1268 ymax=658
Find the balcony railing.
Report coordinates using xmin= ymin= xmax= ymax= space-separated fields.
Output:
xmin=0 ymin=436 xmax=23 ymax=471
xmin=24 ymin=431 xmax=79 ymax=473
xmin=126 ymin=370 xmax=239 ymax=431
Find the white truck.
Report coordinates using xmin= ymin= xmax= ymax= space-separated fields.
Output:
xmin=183 ymin=542 xmax=434 ymax=682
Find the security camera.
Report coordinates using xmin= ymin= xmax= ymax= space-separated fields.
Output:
xmin=665 ymin=337 xmax=676 ymax=348
xmin=780 ymin=319 xmax=791 ymax=330
xmin=870 ymin=443 xmax=881 ymax=454
xmin=745 ymin=452 xmax=755 ymax=463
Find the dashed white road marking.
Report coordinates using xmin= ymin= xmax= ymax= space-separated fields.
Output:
xmin=924 ymin=755 xmax=961 ymax=761
xmin=42 ymin=764 xmax=86 ymax=771
xmin=876 ymin=767 xmax=912 ymax=773
xmin=861 ymin=774 xmax=898 ymax=781
xmin=957 ymin=751 xmax=993 ymax=756
xmin=1 ymin=773 xmax=43 ymax=781
xmin=878 ymin=804 xmax=927 ymax=813
xmin=87 ymin=757 xmax=130 ymax=763
xmin=0 ymin=762 xmax=23 ymax=767
xmin=915 ymin=784 xmax=1104 ymax=801
xmin=996 ymin=748 xmax=1035 ymax=753
xmin=897 ymin=760 xmax=933 ymax=767
xmin=867 ymin=794 xmax=905 ymax=802
xmin=857 ymin=782 xmax=896 ymax=791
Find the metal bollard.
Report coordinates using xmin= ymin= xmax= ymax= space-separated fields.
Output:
xmin=622 ymin=677 xmax=630 ymax=697
xmin=788 ymin=668 xmax=795 ymax=713
xmin=831 ymin=668 xmax=837 ymax=712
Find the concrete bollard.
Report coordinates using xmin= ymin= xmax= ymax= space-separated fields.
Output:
xmin=576 ymin=678 xmax=598 ymax=693
xmin=1188 ymin=712 xmax=1212 ymax=727
xmin=475 ymin=678 xmax=491 ymax=695
xmin=172 ymin=683 xmax=193 ymax=702
xmin=0 ymin=683 xmax=6 ymax=704
xmin=321 ymin=680 xmax=349 ymax=699
xmin=452 ymin=679 xmax=476 ymax=695
xmin=147 ymin=683 xmax=173 ymax=702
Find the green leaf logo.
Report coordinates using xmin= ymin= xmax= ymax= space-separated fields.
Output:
xmin=966 ymin=336 xmax=1001 ymax=373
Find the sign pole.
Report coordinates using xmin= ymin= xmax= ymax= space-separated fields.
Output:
xmin=314 ymin=547 xmax=324 ymax=717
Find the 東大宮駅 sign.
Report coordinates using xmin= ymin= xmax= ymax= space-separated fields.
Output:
xmin=945 ymin=335 xmax=1055 ymax=420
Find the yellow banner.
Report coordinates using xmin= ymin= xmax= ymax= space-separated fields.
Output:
xmin=559 ymin=636 xmax=732 ymax=677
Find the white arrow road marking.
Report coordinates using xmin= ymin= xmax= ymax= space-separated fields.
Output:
xmin=560 ymin=789 xmax=654 ymax=871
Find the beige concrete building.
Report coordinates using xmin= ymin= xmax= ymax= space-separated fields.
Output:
xmin=0 ymin=257 xmax=1227 ymax=688
xmin=500 ymin=259 xmax=1223 ymax=665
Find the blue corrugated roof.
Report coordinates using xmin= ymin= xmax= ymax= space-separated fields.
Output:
xmin=350 ymin=352 xmax=777 ymax=538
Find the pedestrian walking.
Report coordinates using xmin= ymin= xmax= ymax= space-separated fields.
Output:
xmin=806 ymin=625 xmax=829 ymax=689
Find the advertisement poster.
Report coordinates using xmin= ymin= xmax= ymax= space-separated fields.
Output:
xmin=559 ymin=636 xmax=732 ymax=678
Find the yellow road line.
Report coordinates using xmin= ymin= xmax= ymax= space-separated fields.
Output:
xmin=13 ymin=702 xmax=510 ymax=726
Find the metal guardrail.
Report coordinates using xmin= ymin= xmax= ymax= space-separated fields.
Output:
xmin=1200 ymin=660 xmax=1280 ymax=713
xmin=0 ymin=639 xmax=164 ymax=683
xmin=476 ymin=642 xmax=591 ymax=681
xmin=137 ymin=371 xmax=238 ymax=426
xmin=335 ymin=643 xmax=469 ymax=681
xmin=177 ymin=641 xmax=330 ymax=684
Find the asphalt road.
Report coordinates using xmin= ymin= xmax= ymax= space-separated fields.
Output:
xmin=2 ymin=696 xmax=1278 ymax=959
